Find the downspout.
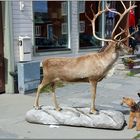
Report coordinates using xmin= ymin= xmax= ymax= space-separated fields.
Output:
xmin=4 ymin=1 xmax=15 ymax=93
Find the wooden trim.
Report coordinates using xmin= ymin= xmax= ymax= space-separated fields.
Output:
xmin=0 ymin=1 xmax=5 ymax=93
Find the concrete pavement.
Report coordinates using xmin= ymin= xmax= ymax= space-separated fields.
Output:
xmin=0 ymin=71 xmax=140 ymax=139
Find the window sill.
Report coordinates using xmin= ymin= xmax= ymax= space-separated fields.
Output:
xmin=33 ymin=48 xmax=72 ymax=56
xmin=79 ymin=46 xmax=101 ymax=53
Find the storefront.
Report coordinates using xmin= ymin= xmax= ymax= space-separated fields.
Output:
xmin=2 ymin=1 xmax=140 ymax=93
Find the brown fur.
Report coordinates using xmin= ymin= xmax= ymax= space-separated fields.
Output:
xmin=121 ymin=97 xmax=140 ymax=131
xmin=34 ymin=42 xmax=131 ymax=114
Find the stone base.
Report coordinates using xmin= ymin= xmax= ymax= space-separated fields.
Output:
xmin=25 ymin=106 xmax=125 ymax=130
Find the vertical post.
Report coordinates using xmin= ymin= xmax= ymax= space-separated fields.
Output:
xmin=101 ymin=1 xmax=105 ymax=47
xmin=71 ymin=1 xmax=79 ymax=55
xmin=68 ymin=1 xmax=71 ymax=49
xmin=4 ymin=1 xmax=15 ymax=93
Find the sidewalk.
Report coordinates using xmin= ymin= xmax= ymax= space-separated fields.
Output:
xmin=0 ymin=72 xmax=140 ymax=139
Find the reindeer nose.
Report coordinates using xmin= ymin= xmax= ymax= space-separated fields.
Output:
xmin=123 ymin=97 xmax=125 ymax=99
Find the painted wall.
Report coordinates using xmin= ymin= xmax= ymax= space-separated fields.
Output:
xmin=11 ymin=1 xmax=33 ymax=63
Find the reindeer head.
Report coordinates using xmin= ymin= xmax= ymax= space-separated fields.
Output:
xmin=85 ymin=0 xmax=138 ymax=54
xmin=115 ymin=41 xmax=133 ymax=54
xmin=113 ymin=26 xmax=138 ymax=54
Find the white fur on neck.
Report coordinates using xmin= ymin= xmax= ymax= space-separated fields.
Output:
xmin=112 ymin=53 xmax=117 ymax=59
xmin=106 ymin=66 xmax=115 ymax=78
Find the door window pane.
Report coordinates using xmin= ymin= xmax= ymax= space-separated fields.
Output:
xmin=33 ymin=1 xmax=68 ymax=52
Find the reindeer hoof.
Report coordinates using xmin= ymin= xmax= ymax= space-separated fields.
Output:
xmin=89 ymin=109 xmax=99 ymax=115
xmin=56 ymin=107 xmax=62 ymax=111
xmin=33 ymin=105 xmax=42 ymax=110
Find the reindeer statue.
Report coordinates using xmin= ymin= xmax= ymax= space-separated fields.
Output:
xmin=34 ymin=0 xmax=138 ymax=114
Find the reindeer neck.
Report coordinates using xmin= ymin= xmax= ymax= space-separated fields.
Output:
xmin=102 ymin=43 xmax=119 ymax=59
xmin=103 ymin=43 xmax=116 ymax=53
xmin=99 ymin=42 xmax=119 ymax=67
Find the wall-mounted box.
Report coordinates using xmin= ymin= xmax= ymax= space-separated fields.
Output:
xmin=17 ymin=61 xmax=40 ymax=94
xmin=19 ymin=36 xmax=32 ymax=62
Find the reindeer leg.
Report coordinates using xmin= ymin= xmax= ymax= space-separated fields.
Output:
xmin=89 ymin=80 xmax=98 ymax=114
xmin=34 ymin=78 xmax=49 ymax=110
xmin=51 ymin=82 xmax=62 ymax=111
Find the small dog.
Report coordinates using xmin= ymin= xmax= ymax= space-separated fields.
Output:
xmin=121 ymin=93 xmax=140 ymax=131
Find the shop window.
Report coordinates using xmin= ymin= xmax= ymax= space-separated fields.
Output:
xmin=78 ymin=1 xmax=100 ymax=49
xmin=33 ymin=1 xmax=69 ymax=52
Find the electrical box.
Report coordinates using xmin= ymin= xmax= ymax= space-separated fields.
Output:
xmin=19 ymin=36 xmax=32 ymax=62
xmin=17 ymin=61 xmax=40 ymax=94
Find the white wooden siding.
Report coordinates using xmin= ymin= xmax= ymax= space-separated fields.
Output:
xmin=12 ymin=1 xmax=33 ymax=63
xmin=71 ymin=1 xmax=79 ymax=55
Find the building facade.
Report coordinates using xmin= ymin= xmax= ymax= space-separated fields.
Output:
xmin=0 ymin=1 xmax=140 ymax=93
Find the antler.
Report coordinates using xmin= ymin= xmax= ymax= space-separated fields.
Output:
xmin=119 ymin=26 xmax=139 ymax=42
xmin=111 ymin=0 xmax=137 ymax=39
xmin=114 ymin=27 xmax=126 ymax=40
xmin=85 ymin=0 xmax=137 ymax=43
